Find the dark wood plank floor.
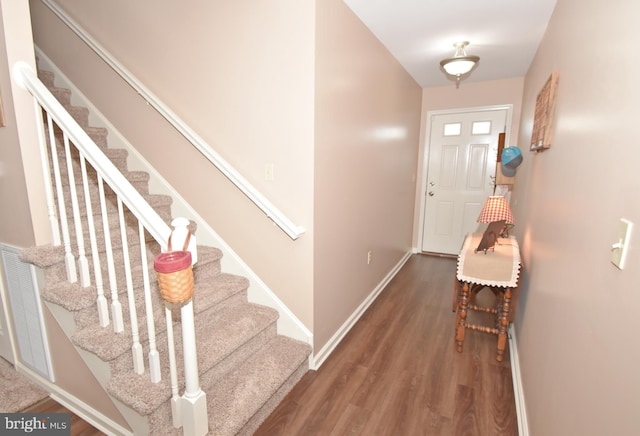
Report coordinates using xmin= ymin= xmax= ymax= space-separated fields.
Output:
xmin=21 ymin=254 xmax=517 ymax=435
xmin=255 ymin=254 xmax=518 ymax=436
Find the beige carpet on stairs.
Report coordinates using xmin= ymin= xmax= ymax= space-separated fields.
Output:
xmin=0 ymin=357 xmax=49 ymax=413
xmin=22 ymin=63 xmax=312 ymax=434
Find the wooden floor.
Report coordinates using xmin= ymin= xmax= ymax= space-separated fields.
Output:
xmin=255 ymin=254 xmax=518 ymax=436
xmin=23 ymin=254 xmax=517 ymax=435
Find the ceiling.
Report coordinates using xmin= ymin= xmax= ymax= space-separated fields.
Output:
xmin=343 ymin=0 xmax=558 ymax=88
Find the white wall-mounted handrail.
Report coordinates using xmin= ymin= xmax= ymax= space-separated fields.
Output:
xmin=41 ymin=0 xmax=305 ymax=241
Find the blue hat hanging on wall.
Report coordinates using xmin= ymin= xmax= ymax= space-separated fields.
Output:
xmin=501 ymin=146 xmax=523 ymax=177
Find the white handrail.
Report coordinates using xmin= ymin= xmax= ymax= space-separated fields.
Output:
xmin=41 ymin=0 xmax=305 ymax=241
xmin=13 ymin=61 xmax=172 ymax=246
xmin=13 ymin=60 xmax=206 ymax=430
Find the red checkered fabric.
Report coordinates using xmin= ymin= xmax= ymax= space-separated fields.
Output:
xmin=477 ymin=196 xmax=514 ymax=224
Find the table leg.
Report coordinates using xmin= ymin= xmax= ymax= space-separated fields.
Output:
xmin=496 ymin=287 xmax=512 ymax=362
xmin=455 ymin=282 xmax=469 ymax=352
xmin=452 ymin=280 xmax=459 ymax=312
xmin=495 ymin=292 xmax=503 ymax=330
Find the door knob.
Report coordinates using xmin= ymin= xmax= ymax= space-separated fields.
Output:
xmin=428 ymin=191 xmax=435 ymax=197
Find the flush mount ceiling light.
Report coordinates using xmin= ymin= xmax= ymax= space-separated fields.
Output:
xmin=440 ymin=41 xmax=480 ymax=88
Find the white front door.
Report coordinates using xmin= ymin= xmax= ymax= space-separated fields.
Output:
xmin=421 ymin=108 xmax=508 ymax=255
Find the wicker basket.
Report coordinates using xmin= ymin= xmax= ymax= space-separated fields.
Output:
xmin=154 ymin=231 xmax=194 ymax=304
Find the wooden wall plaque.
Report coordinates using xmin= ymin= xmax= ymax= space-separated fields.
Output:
xmin=530 ymin=71 xmax=559 ymax=152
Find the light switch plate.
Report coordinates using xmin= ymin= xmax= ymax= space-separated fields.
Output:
xmin=611 ymin=218 xmax=632 ymax=269
xmin=264 ymin=163 xmax=275 ymax=181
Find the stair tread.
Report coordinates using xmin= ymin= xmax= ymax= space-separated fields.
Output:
xmin=192 ymin=272 xmax=247 ymax=314
xmin=72 ymin=322 xmax=134 ymax=362
xmin=23 ymin=234 xmax=207 ymax=267
xmin=125 ymin=170 xmax=150 ymax=182
xmin=41 ymin=281 xmax=96 ymax=312
xmin=84 ymin=125 xmax=107 ymax=136
xmin=105 ymin=302 xmax=279 ymax=415
xmin=206 ymin=335 xmax=311 ymax=435
xmin=38 ymin=70 xmax=55 ymax=87
xmin=70 ymin=248 xmax=226 ymax=328
xmin=19 ymin=244 xmax=64 ymax=268
xmin=70 ymin=269 xmax=251 ymax=360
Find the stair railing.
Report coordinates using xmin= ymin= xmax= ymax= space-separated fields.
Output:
xmin=41 ymin=0 xmax=305 ymax=241
xmin=12 ymin=61 xmax=208 ymax=435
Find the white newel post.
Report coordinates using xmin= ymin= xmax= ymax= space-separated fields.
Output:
xmin=176 ymin=216 xmax=207 ymax=435
xmin=180 ymin=300 xmax=208 ymax=436
xmin=154 ymin=218 xmax=207 ymax=434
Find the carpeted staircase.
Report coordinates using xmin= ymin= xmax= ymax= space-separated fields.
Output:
xmin=18 ymin=66 xmax=311 ymax=435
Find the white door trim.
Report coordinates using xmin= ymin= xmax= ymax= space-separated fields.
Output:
xmin=417 ymin=104 xmax=513 ymax=253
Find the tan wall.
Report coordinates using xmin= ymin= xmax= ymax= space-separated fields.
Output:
xmin=313 ymin=0 xmax=422 ymax=349
xmin=421 ymin=77 xmax=524 ymax=145
xmin=0 ymin=0 xmax=45 ymax=248
xmin=30 ymin=0 xmax=317 ymax=329
xmin=513 ymin=0 xmax=640 ymax=434
xmin=43 ymin=306 xmax=129 ymax=429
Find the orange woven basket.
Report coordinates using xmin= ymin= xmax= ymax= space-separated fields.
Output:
xmin=154 ymin=232 xmax=194 ymax=304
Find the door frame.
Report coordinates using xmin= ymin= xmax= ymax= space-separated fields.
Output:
xmin=417 ymin=104 xmax=514 ymax=253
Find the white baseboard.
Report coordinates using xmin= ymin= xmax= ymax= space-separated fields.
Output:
xmin=49 ymin=391 xmax=133 ymax=436
xmin=311 ymin=250 xmax=412 ymax=370
xmin=508 ymin=324 xmax=529 ymax=436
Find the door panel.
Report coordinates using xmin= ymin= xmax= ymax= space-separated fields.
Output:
xmin=434 ymin=201 xmax=454 ymax=235
xmin=421 ymin=109 xmax=507 ymax=254
xmin=440 ymin=145 xmax=458 ymax=188
xmin=468 ymin=144 xmax=489 ymax=189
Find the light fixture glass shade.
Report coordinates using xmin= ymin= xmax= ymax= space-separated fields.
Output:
xmin=477 ymin=196 xmax=514 ymax=224
xmin=441 ymin=58 xmax=478 ymax=76
xmin=440 ymin=41 xmax=479 ymax=78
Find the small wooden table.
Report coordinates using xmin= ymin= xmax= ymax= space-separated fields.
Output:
xmin=454 ymin=232 xmax=521 ymax=362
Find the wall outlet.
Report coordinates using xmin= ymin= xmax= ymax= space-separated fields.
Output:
xmin=367 ymin=250 xmax=372 ymax=265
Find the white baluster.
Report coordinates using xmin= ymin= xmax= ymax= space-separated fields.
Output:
xmin=98 ymin=175 xmax=123 ymax=333
xmin=62 ymin=133 xmax=90 ymax=287
xmin=46 ymin=114 xmax=76 ymax=283
xmin=80 ymin=155 xmax=109 ymax=327
xmin=118 ymin=199 xmax=144 ymax=374
xmin=139 ymin=222 xmax=160 ymax=383
xmin=32 ymin=101 xmax=60 ymax=245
